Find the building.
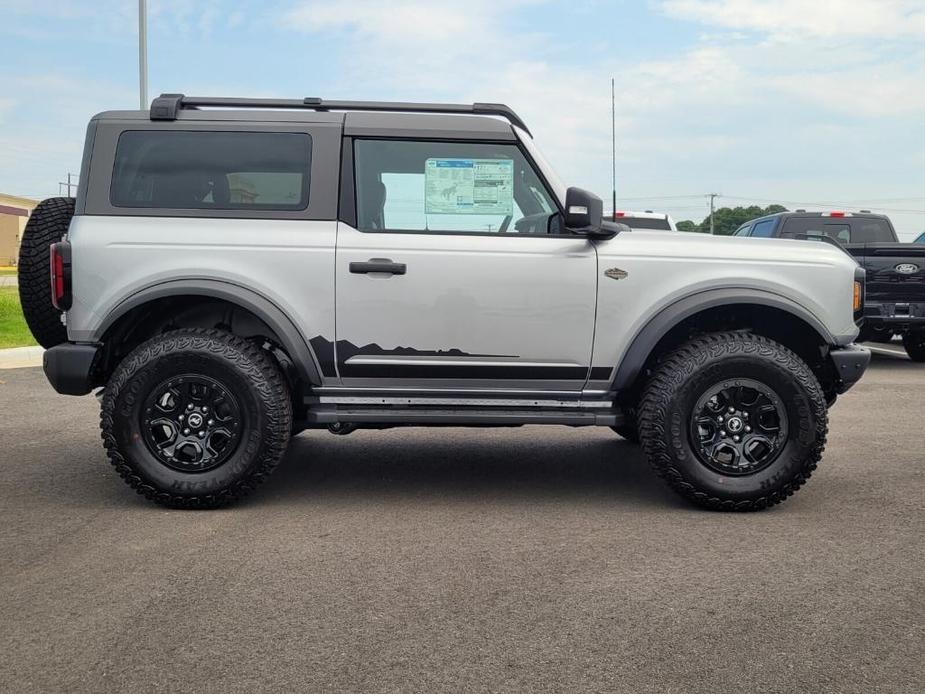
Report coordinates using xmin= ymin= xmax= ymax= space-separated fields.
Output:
xmin=0 ymin=193 xmax=39 ymax=266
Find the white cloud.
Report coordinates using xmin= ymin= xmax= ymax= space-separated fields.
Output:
xmin=659 ymin=0 xmax=925 ymax=40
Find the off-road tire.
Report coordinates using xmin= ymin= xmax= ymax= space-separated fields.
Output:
xmin=902 ymin=333 xmax=925 ymax=362
xmin=100 ymin=329 xmax=292 ymax=508
xmin=610 ymin=408 xmax=639 ymax=443
xmin=17 ymin=197 xmax=75 ymax=348
xmin=638 ymin=332 xmax=827 ymax=511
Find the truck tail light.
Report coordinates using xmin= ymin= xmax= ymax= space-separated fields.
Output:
xmin=49 ymin=241 xmax=72 ymax=311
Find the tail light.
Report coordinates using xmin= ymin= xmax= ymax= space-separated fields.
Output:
xmin=49 ymin=241 xmax=72 ymax=311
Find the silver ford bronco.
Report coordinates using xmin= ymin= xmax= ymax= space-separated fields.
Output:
xmin=19 ymin=94 xmax=870 ymax=510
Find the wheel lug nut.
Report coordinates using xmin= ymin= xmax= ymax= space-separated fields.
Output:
xmin=179 ymin=414 xmax=184 ymax=420
xmin=207 ymin=419 xmax=214 ymax=426
xmin=720 ymin=430 xmax=726 ymax=437
xmin=717 ymin=416 xmax=724 ymax=422
xmin=187 ymin=404 xmax=194 ymax=411
xmin=183 ymin=428 xmax=190 ymax=435
xmin=733 ymin=435 xmax=740 ymax=442
xmin=202 ymin=406 xmax=209 ymax=413
xmin=745 ymin=426 xmax=751 ymax=433
xmin=728 ymin=407 xmax=735 ymax=413
xmin=198 ymin=431 xmax=205 ymax=438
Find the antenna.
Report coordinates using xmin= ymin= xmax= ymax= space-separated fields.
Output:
xmin=611 ymin=77 xmax=616 ymax=222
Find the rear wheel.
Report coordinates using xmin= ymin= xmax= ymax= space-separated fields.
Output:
xmin=17 ymin=197 xmax=74 ymax=348
xmin=100 ymin=329 xmax=292 ymax=508
xmin=638 ymin=332 xmax=827 ymax=511
xmin=902 ymin=333 xmax=925 ymax=362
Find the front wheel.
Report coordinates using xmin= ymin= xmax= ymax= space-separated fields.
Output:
xmin=902 ymin=333 xmax=925 ymax=362
xmin=100 ymin=329 xmax=292 ymax=508
xmin=638 ymin=332 xmax=827 ymax=511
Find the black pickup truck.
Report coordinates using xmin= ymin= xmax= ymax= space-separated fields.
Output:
xmin=734 ymin=211 xmax=925 ymax=361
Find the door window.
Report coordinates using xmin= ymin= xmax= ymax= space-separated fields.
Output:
xmin=750 ymin=219 xmax=776 ymax=237
xmin=354 ymin=140 xmax=558 ymax=235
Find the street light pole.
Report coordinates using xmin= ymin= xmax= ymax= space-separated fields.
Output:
xmin=138 ymin=0 xmax=148 ymax=109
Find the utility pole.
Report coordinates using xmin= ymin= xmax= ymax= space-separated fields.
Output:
xmin=707 ymin=192 xmax=721 ymax=234
xmin=138 ymin=0 xmax=148 ymax=109
xmin=58 ymin=173 xmax=78 ymax=197
xmin=611 ymin=77 xmax=616 ymax=221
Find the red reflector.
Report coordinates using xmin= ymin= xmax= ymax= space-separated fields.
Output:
xmin=50 ymin=244 xmax=65 ymax=309
xmin=829 ymin=211 xmax=846 ymax=217
xmin=615 ymin=211 xmax=626 ymax=217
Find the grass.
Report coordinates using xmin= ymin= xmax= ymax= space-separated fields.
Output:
xmin=0 ymin=287 xmax=36 ymax=348
xmin=0 ymin=268 xmax=17 ymax=277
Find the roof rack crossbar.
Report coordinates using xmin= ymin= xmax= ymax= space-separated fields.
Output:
xmin=149 ymin=94 xmax=532 ymax=136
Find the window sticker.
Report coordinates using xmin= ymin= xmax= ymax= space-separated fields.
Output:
xmin=424 ymin=158 xmax=514 ymax=215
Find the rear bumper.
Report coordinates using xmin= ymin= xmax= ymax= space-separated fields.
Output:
xmin=43 ymin=342 xmax=101 ymax=395
xmin=828 ymin=343 xmax=870 ymax=394
xmin=863 ymin=301 xmax=925 ymax=333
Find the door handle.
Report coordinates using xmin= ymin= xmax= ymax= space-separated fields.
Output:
xmin=349 ymin=258 xmax=407 ymax=275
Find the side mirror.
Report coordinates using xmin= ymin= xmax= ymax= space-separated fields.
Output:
xmin=564 ymin=187 xmax=613 ymax=238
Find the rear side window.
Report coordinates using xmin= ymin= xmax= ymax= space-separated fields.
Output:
xmin=617 ymin=217 xmax=671 ymax=230
xmin=110 ymin=130 xmax=311 ymax=210
xmin=781 ymin=217 xmax=894 ymax=243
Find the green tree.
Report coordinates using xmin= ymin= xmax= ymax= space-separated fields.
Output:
xmin=676 ymin=219 xmax=700 ymax=232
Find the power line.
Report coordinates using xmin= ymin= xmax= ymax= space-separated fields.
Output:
xmin=616 ymin=192 xmax=925 ymax=215
xmin=719 ymin=195 xmax=925 ymax=214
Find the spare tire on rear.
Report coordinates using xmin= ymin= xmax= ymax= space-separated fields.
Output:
xmin=17 ymin=197 xmax=75 ymax=348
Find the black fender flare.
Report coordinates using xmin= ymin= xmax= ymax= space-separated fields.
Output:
xmin=94 ymin=279 xmax=323 ymax=385
xmin=611 ymin=288 xmax=835 ymax=391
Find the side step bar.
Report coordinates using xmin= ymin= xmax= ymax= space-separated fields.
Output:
xmin=306 ymin=406 xmax=623 ymax=427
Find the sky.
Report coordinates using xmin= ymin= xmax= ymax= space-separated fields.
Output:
xmin=0 ymin=0 xmax=923 ymax=239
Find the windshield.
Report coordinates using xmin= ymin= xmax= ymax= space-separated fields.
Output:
xmin=916 ymin=231 xmax=925 ymax=244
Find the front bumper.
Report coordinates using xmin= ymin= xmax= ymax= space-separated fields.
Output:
xmin=828 ymin=343 xmax=870 ymax=394
xmin=43 ymin=342 xmax=101 ymax=395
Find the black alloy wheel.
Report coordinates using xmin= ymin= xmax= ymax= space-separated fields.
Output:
xmin=690 ymin=378 xmax=788 ymax=476
xmin=142 ymin=375 xmax=243 ymax=473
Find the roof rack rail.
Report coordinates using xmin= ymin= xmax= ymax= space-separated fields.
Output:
xmin=149 ymin=94 xmax=532 ymax=136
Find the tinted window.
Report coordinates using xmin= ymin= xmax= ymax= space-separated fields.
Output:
xmin=751 ymin=219 xmax=776 ymax=237
xmin=354 ymin=140 xmax=558 ymax=234
xmin=916 ymin=232 xmax=925 ymax=244
xmin=734 ymin=225 xmax=752 ymax=237
xmin=616 ymin=217 xmax=671 ymax=230
xmin=781 ymin=217 xmax=894 ymax=243
xmin=111 ymin=131 xmax=311 ymax=210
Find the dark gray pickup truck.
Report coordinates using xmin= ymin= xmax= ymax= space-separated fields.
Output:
xmin=735 ymin=211 xmax=925 ymax=361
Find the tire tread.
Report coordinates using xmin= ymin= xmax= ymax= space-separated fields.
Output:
xmin=99 ymin=328 xmax=292 ymax=508
xmin=638 ymin=331 xmax=828 ymax=512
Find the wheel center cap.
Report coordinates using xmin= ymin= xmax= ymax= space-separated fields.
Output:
xmin=726 ymin=416 xmax=744 ymax=433
xmin=187 ymin=412 xmax=204 ymax=428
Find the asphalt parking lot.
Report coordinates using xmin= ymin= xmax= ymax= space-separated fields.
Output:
xmin=1 ymin=353 xmax=922 ymax=693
